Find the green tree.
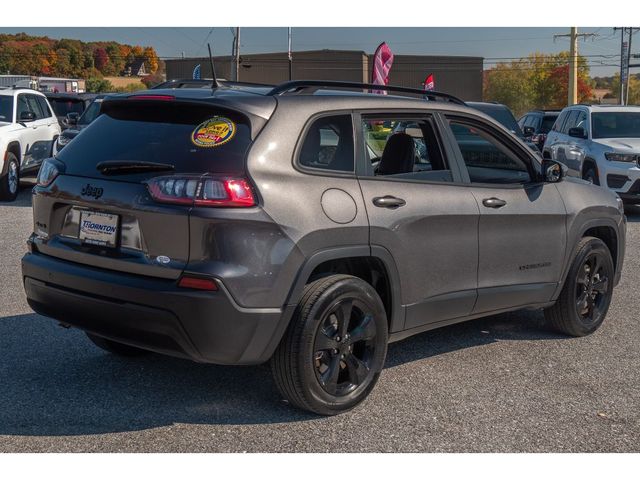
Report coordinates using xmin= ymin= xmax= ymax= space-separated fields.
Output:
xmin=86 ymin=77 xmax=114 ymax=93
xmin=610 ymin=73 xmax=640 ymax=105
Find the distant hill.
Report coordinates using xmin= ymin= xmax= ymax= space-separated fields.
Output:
xmin=0 ymin=32 xmax=159 ymax=79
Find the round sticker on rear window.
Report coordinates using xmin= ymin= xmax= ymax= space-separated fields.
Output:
xmin=191 ymin=117 xmax=236 ymax=148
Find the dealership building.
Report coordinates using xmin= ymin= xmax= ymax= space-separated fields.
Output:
xmin=164 ymin=50 xmax=484 ymax=101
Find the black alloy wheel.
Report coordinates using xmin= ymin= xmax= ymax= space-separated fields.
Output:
xmin=313 ymin=298 xmax=378 ymax=396
xmin=544 ymin=236 xmax=614 ymax=336
xmin=271 ymin=274 xmax=388 ymax=415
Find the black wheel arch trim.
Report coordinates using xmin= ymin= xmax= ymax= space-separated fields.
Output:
xmin=552 ymin=217 xmax=623 ymax=301
xmin=284 ymin=245 xmax=405 ymax=333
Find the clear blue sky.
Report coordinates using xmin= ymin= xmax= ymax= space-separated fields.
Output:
xmin=0 ymin=27 xmax=625 ymax=76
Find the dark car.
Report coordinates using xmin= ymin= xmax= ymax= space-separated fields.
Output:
xmin=518 ymin=110 xmax=561 ymax=151
xmin=467 ymin=101 xmax=539 ymax=152
xmin=45 ymin=92 xmax=98 ymax=130
xmin=53 ymin=95 xmax=108 ymax=154
xmin=23 ymin=80 xmax=625 ymax=415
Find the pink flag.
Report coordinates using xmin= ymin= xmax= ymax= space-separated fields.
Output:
xmin=371 ymin=42 xmax=394 ymax=95
xmin=423 ymin=73 xmax=435 ymax=91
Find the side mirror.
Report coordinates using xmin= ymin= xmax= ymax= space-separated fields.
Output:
xmin=66 ymin=112 xmax=79 ymax=125
xmin=523 ymin=126 xmax=535 ymax=137
xmin=20 ymin=111 xmax=36 ymax=122
xmin=568 ymin=127 xmax=587 ymax=139
xmin=542 ymin=160 xmax=566 ymax=183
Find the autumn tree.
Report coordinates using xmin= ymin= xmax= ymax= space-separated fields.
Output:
xmin=484 ymin=51 xmax=594 ymax=116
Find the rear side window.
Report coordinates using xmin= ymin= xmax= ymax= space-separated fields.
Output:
xmin=57 ymin=101 xmax=253 ymax=179
xmin=298 ymin=115 xmax=354 ymax=172
xmin=362 ymin=115 xmax=452 ymax=183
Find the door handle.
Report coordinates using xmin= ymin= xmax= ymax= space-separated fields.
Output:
xmin=482 ymin=197 xmax=507 ymax=208
xmin=373 ymin=195 xmax=406 ymax=209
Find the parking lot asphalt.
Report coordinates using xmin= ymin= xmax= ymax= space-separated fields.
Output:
xmin=1 ymin=188 xmax=639 ymax=452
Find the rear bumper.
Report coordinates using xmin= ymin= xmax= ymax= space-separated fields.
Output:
xmin=22 ymin=251 xmax=293 ymax=365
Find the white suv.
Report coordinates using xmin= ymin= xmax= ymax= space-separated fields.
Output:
xmin=0 ymin=88 xmax=61 ymax=201
xmin=544 ymin=105 xmax=640 ymax=203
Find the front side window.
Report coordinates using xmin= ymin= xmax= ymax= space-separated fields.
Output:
xmin=36 ymin=96 xmax=53 ymax=118
xmin=26 ymin=95 xmax=45 ymax=119
xmin=561 ymin=110 xmax=579 ymax=134
xmin=298 ymin=115 xmax=354 ymax=172
xmin=362 ymin=116 xmax=452 ymax=183
xmin=448 ymin=119 xmax=531 ymax=184
xmin=16 ymin=95 xmax=30 ymax=119
xmin=592 ymin=112 xmax=640 ymax=139
xmin=78 ymin=100 xmax=102 ymax=126
xmin=553 ymin=111 xmax=568 ymax=132
xmin=0 ymin=96 xmax=12 ymax=122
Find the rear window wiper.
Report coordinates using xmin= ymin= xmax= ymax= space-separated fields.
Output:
xmin=96 ymin=161 xmax=175 ymax=175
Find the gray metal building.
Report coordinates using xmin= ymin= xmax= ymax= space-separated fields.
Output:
xmin=165 ymin=50 xmax=484 ymax=101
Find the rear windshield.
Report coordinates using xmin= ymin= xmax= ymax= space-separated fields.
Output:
xmin=49 ymin=98 xmax=85 ymax=117
xmin=541 ymin=115 xmax=558 ymax=133
xmin=56 ymin=101 xmax=252 ymax=178
xmin=592 ymin=112 xmax=640 ymax=139
xmin=0 ymin=96 xmax=13 ymax=122
xmin=473 ymin=105 xmax=523 ymax=136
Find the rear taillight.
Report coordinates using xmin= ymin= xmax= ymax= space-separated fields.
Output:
xmin=146 ymin=175 xmax=256 ymax=207
xmin=36 ymin=158 xmax=63 ymax=187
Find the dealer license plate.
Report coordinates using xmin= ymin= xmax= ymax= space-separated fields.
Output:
xmin=79 ymin=211 xmax=119 ymax=247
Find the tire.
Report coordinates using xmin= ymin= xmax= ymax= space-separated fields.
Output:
xmin=582 ymin=163 xmax=599 ymax=185
xmin=86 ymin=333 xmax=150 ymax=357
xmin=271 ymin=274 xmax=388 ymax=415
xmin=0 ymin=152 xmax=19 ymax=202
xmin=544 ymin=237 xmax=614 ymax=337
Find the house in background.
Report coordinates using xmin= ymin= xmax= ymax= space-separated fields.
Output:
xmin=123 ymin=58 xmax=149 ymax=77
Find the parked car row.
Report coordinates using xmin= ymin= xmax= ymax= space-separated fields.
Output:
xmin=526 ymin=104 xmax=640 ymax=204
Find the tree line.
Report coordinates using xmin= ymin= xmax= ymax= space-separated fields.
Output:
xmin=483 ymin=52 xmax=594 ymax=116
xmin=0 ymin=33 xmax=159 ymax=79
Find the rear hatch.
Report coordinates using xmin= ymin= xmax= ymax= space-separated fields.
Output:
xmin=33 ymin=94 xmax=272 ymax=280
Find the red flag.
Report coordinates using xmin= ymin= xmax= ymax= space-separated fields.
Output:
xmin=423 ymin=73 xmax=435 ymax=91
xmin=371 ymin=42 xmax=394 ymax=95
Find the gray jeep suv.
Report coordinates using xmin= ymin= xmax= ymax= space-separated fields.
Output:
xmin=22 ymin=81 xmax=626 ymax=415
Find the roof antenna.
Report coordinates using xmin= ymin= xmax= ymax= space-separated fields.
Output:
xmin=207 ymin=43 xmax=219 ymax=91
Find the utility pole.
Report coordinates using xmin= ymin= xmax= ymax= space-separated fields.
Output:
xmin=554 ymin=28 xmax=598 ymax=106
xmin=569 ymin=27 xmax=578 ymax=106
xmin=230 ymin=28 xmax=240 ymax=81
xmin=617 ymin=27 xmax=627 ymax=104
xmin=626 ymin=29 xmax=633 ymax=104
xmin=235 ymin=27 xmax=240 ymax=82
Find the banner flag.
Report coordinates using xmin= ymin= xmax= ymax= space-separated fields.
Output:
xmin=371 ymin=42 xmax=394 ymax=95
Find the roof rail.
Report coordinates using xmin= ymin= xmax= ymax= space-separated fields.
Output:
xmin=266 ymin=80 xmax=466 ymax=106
xmin=151 ymin=78 xmax=273 ymax=90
